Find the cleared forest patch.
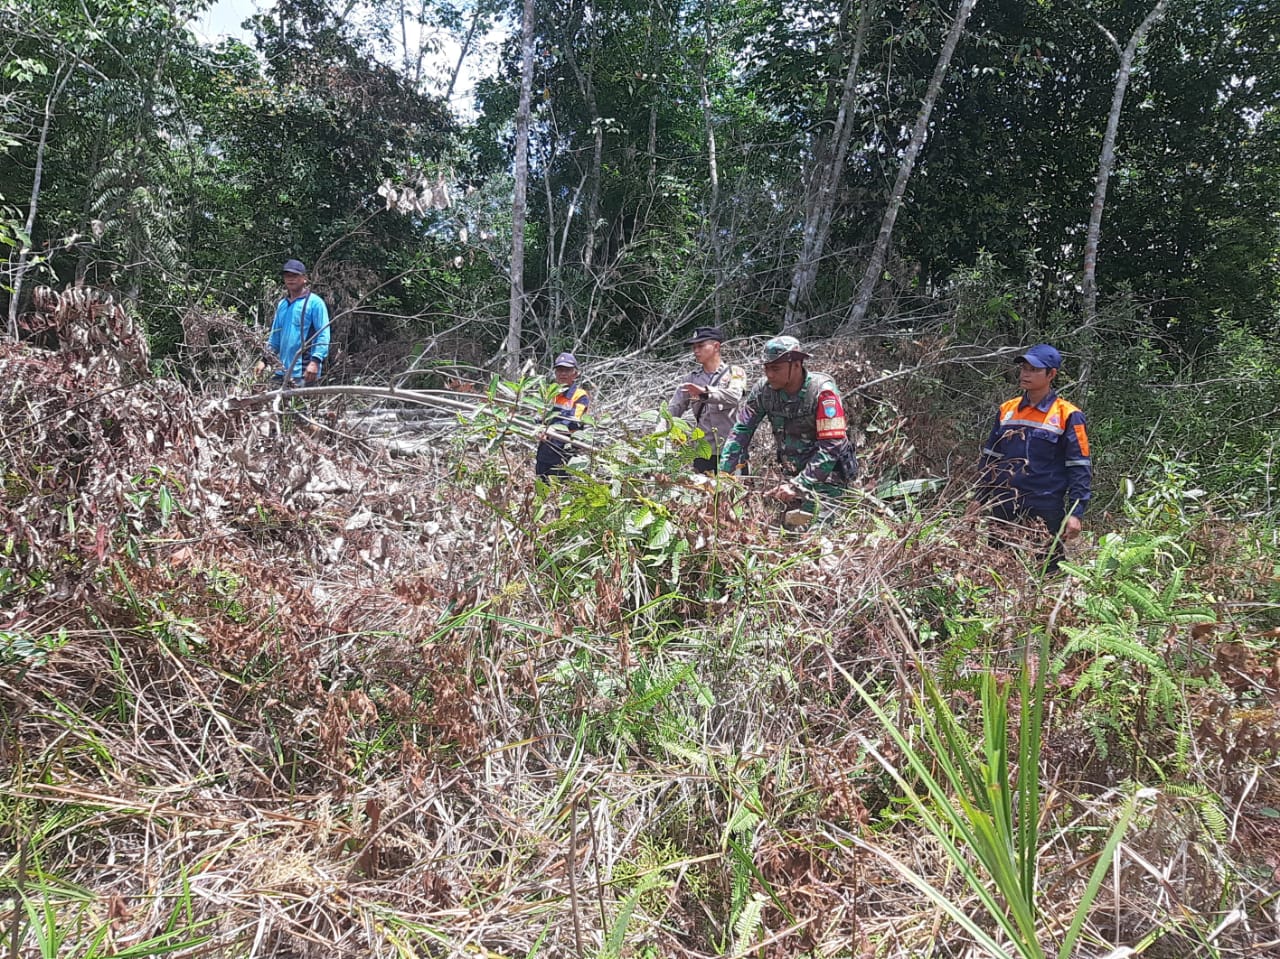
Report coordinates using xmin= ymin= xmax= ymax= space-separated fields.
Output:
xmin=2 ymin=313 xmax=1279 ymax=958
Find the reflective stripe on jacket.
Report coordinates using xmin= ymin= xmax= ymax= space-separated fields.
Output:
xmin=977 ymin=390 xmax=1091 ymax=517
xmin=546 ymin=384 xmax=590 ymax=431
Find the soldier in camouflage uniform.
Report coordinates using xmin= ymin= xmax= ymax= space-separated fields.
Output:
xmin=719 ymin=336 xmax=858 ymax=522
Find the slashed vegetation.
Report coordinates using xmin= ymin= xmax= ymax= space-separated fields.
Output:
xmin=2 ymin=294 xmax=1279 ymax=958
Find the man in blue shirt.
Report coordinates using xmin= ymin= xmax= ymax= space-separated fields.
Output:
xmin=255 ymin=259 xmax=331 ymax=385
xmin=973 ymin=343 xmax=1092 ymax=569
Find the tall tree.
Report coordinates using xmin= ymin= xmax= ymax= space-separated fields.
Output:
xmin=783 ymin=0 xmax=875 ymax=335
xmin=843 ymin=0 xmax=978 ymax=331
xmin=503 ymin=0 xmax=536 ymax=372
xmin=5 ymin=64 xmax=72 ymax=339
xmin=699 ymin=0 xmax=723 ymax=326
xmin=1081 ymin=0 xmax=1173 ymax=327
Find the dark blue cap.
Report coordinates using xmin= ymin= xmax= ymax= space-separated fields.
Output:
xmin=1018 ymin=344 xmax=1062 ymax=369
xmin=282 ymin=258 xmax=307 ymax=275
xmin=685 ymin=326 xmax=724 ymax=345
xmin=553 ymin=351 xmax=578 ymax=369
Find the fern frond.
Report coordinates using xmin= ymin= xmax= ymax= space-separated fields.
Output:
xmin=732 ymin=893 xmax=767 ymax=950
xmin=1197 ymin=799 xmax=1228 ymax=842
xmin=726 ymin=797 xmax=761 ymax=836
xmin=1117 ymin=580 xmax=1166 ymax=621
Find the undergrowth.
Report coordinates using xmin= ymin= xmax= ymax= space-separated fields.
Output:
xmin=2 ymin=332 xmax=1278 ymax=958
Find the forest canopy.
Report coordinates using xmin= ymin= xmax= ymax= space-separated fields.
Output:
xmin=1 ymin=0 xmax=1276 ymax=359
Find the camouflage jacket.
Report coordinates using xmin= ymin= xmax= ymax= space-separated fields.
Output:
xmin=718 ymin=371 xmax=858 ymax=493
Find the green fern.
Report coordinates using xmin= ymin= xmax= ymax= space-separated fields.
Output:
xmin=1057 ymin=623 xmax=1181 ymax=726
xmin=600 ymin=871 xmax=663 ymax=959
xmin=1160 ymin=566 xmax=1185 ymax=609
xmin=1116 ymin=579 xmax=1164 ymax=622
xmin=731 ymin=892 xmax=767 ymax=951
xmin=1055 ymin=522 xmax=1225 ymax=771
xmin=1197 ymin=797 xmax=1229 ymax=842
xmin=1160 ymin=782 xmax=1230 ymax=843
xmin=725 ymin=792 xmax=762 ymax=836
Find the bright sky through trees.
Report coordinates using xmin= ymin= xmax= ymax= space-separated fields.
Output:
xmin=193 ymin=0 xmax=257 ymax=42
xmin=192 ymin=0 xmax=501 ymax=114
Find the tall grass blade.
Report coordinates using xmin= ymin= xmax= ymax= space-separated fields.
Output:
xmin=1057 ymin=789 xmax=1154 ymax=959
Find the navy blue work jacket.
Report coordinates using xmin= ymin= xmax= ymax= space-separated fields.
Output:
xmin=977 ymin=390 xmax=1092 ymax=517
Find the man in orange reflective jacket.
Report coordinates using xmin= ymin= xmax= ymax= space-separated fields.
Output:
xmin=974 ymin=344 xmax=1091 ymax=569
xmin=536 ymin=352 xmax=590 ymax=480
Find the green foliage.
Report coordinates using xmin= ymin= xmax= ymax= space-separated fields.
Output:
xmin=120 ymin=466 xmax=190 ymax=542
xmin=599 ymin=869 xmax=667 ymax=958
xmin=1057 ymin=528 xmax=1217 ymax=770
xmin=1086 ymin=321 xmax=1280 ymax=517
xmin=1160 ymin=781 xmax=1230 ymax=845
xmin=0 ymin=193 xmax=29 ymax=255
xmin=8 ymin=861 xmax=217 ymax=959
xmin=850 ymin=639 xmax=1145 ymax=959
xmin=0 ymin=627 xmax=68 ymax=669
xmin=495 ymin=405 xmax=730 ymax=622
xmin=609 ymin=835 xmax=680 ymax=922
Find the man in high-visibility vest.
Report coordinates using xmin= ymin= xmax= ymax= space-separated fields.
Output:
xmin=536 ymin=352 xmax=591 ymax=480
xmin=973 ymin=343 xmax=1092 ymax=569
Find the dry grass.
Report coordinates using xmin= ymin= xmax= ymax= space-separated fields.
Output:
xmin=2 ymin=297 xmax=1278 ymax=958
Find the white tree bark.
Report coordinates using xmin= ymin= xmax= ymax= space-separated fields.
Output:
xmin=701 ymin=2 xmax=723 ymax=326
xmin=842 ymin=0 xmax=977 ymax=333
xmin=1082 ymin=0 xmax=1172 ymax=327
xmin=784 ymin=0 xmax=874 ymax=335
xmin=445 ymin=1 xmax=487 ymax=102
xmin=503 ymin=0 xmax=537 ymax=374
xmin=7 ymin=65 xmax=73 ymax=340
xmin=565 ymin=16 xmax=603 ymax=272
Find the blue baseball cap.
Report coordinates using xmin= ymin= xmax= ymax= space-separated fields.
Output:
xmin=553 ymin=352 xmax=578 ymax=369
xmin=282 ymin=258 xmax=307 ymax=275
xmin=1017 ymin=344 xmax=1062 ymax=369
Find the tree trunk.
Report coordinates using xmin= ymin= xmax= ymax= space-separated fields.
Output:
xmin=565 ymin=10 xmax=602 ymax=272
xmin=75 ymin=122 xmax=108 ymax=285
xmin=444 ymin=0 xmax=486 ymax=100
xmin=842 ymin=0 xmax=976 ymax=333
xmin=1081 ymin=0 xmax=1172 ymax=327
xmin=644 ymin=0 xmax=663 ymax=194
xmin=7 ymin=65 xmax=72 ymax=340
xmin=701 ymin=2 xmax=723 ymax=326
xmin=504 ymin=0 xmax=536 ymax=374
xmin=784 ymin=0 xmax=874 ymax=335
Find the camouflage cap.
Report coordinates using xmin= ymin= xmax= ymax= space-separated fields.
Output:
xmin=762 ymin=335 xmax=811 ymax=363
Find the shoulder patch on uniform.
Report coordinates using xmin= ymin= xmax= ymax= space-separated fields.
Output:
xmin=815 ymin=388 xmax=846 ymax=440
